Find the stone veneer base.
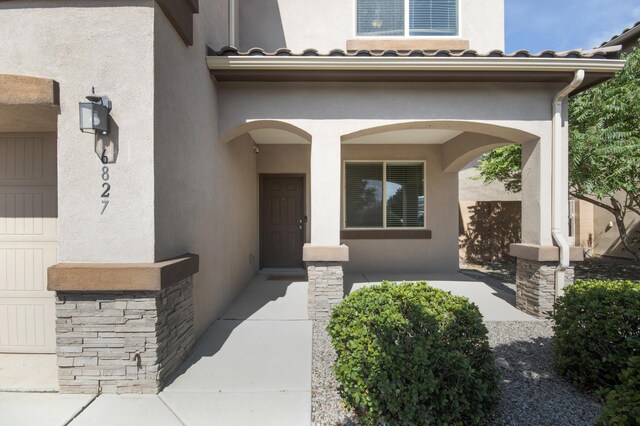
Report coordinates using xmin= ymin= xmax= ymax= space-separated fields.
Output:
xmin=516 ymin=259 xmax=574 ymax=319
xmin=55 ymin=277 xmax=195 ymax=394
xmin=307 ymin=262 xmax=344 ymax=320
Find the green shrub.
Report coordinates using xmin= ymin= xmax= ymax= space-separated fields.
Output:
xmin=552 ymin=279 xmax=640 ymax=393
xmin=327 ymin=281 xmax=499 ymax=426
xmin=597 ymin=357 xmax=640 ymax=426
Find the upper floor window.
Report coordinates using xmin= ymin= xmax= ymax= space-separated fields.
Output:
xmin=356 ymin=0 xmax=458 ymax=37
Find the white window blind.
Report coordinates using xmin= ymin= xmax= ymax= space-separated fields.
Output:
xmin=356 ymin=0 xmax=405 ymax=37
xmin=409 ymin=0 xmax=457 ymax=36
xmin=345 ymin=162 xmax=425 ymax=229
xmin=386 ymin=163 xmax=425 ymax=227
xmin=356 ymin=0 xmax=458 ymax=37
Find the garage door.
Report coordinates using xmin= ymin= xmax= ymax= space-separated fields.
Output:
xmin=0 ymin=134 xmax=57 ymax=353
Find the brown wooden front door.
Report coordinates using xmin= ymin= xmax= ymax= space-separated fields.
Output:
xmin=260 ymin=175 xmax=305 ymax=268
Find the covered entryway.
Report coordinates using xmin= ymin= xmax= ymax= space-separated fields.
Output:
xmin=260 ymin=175 xmax=305 ymax=268
xmin=0 ymin=75 xmax=59 ymax=354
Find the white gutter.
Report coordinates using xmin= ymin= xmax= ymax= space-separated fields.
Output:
xmin=552 ymin=69 xmax=584 ymax=299
xmin=228 ymin=0 xmax=236 ymax=47
xmin=207 ymin=56 xmax=625 ymax=73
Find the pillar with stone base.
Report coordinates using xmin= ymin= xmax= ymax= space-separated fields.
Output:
xmin=510 ymin=244 xmax=582 ymax=318
xmin=303 ymin=245 xmax=349 ymax=320
xmin=48 ymin=254 xmax=198 ymax=394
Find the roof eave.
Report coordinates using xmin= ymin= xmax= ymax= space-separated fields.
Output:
xmin=207 ymin=55 xmax=625 ymax=73
xmin=207 ymin=56 xmax=625 ymax=91
xmin=601 ymin=23 xmax=640 ymax=49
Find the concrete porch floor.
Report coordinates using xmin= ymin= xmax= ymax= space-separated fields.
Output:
xmin=345 ymin=271 xmax=536 ymax=321
xmin=0 ymin=270 xmax=534 ymax=425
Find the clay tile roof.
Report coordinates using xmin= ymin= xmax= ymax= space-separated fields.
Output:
xmin=208 ymin=46 xmax=621 ymax=60
xmin=600 ymin=21 xmax=640 ymax=48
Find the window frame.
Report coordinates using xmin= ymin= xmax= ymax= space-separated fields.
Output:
xmin=342 ymin=160 xmax=427 ymax=231
xmin=353 ymin=0 xmax=461 ymax=39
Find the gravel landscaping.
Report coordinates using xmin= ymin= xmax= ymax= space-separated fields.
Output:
xmin=312 ymin=320 xmax=600 ymax=426
xmin=311 ymin=256 xmax=640 ymax=425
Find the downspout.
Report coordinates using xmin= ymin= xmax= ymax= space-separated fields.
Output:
xmin=228 ymin=0 xmax=236 ymax=46
xmin=552 ymin=69 xmax=584 ymax=299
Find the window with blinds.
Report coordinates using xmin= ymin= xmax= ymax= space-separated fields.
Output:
xmin=356 ymin=0 xmax=458 ymax=37
xmin=409 ymin=0 xmax=458 ymax=36
xmin=345 ymin=162 xmax=425 ymax=228
xmin=356 ymin=0 xmax=405 ymax=37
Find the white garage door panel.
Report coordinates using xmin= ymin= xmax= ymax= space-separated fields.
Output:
xmin=0 ymin=299 xmax=55 ymax=352
xmin=0 ymin=187 xmax=57 ymax=240
xmin=0 ymin=133 xmax=57 ymax=354
xmin=0 ymin=243 xmax=58 ymax=291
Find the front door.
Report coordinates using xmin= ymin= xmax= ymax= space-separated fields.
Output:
xmin=260 ymin=175 xmax=304 ymax=268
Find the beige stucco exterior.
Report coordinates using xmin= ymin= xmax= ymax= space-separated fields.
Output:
xmin=153 ymin=2 xmax=261 ymax=335
xmin=0 ymin=1 xmax=156 ymax=263
xmin=239 ymin=0 xmax=504 ymax=53
xmin=2 ymin=0 xmax=628 ymax=364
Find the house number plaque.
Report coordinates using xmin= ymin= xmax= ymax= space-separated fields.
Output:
xmin=100 ymin=149 xmax=111 ymax=214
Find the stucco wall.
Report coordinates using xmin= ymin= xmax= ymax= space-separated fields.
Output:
xmin=218 ymin=82 xmax=563 ymax=252
xmin=593 ymin=200 xmax=640 ymax=259
xmin=153 ymin=1 xmax=259 ymax=336
xmin=0 ymin=1 xmax=156 ymax=263
xmin=238 ymin=0 xmax=504 ymax=53
xmin=459 ymin=159 xmax=520 ymax=202
xmin=342 ymin=144 xmax=459 ymax=273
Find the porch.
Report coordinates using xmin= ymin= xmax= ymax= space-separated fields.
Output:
xmin=0 ymin=270 xmax=535 ymax=425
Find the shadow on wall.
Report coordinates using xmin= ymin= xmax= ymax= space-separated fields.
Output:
xmin=238 ymin=0 xmax=286 ymax=51
xmin=595 ymin=215 xmax=640 ymax=260
xmin=459 ymin=201 xmax=521 ymax=262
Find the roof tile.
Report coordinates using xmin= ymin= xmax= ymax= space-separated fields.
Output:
xmin=209 ymin=46 xmax=621 ymax=60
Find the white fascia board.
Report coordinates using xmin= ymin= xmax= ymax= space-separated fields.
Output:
xmin=207 ymin=56 xmax=626 ymax=73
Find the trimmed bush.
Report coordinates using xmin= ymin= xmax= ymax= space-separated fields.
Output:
xmin=597 ymin=357 xmax=640 ymax=426
xmin=552 ymin=279 xmax=640 ymax=393
xmin=327 ymin=281 xmax=499 ymax=426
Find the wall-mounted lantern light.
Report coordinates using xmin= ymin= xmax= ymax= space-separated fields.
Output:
xmin=79 ymin=94 xmax=112 ymax=135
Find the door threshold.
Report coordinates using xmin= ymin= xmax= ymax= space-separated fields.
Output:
xmin=259 ymin=267 xmax=306 ymax=275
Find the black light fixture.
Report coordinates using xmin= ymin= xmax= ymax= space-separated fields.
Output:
xmin=79 ymin=90 xmax=112 ymax=135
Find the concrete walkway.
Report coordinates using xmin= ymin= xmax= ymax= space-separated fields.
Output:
xmin=0 ymin=269 xmax=534 ymax=425
xmin=158 ymin=274 xmax=312 ymax=426
xmin=69 ymin=273 xmax=313 ymax=426
xmin=346 ymin=271 xmax=536 ymax=321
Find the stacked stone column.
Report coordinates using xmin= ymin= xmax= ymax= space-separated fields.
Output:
xmin=511 ymin=244 xmax=582 ymax=318
xmin=48 ymin=254 xmax=199 ymax=394
xmin=303 ymin=244 xmax=349 ymax=320
xmin=306 ymin=262 xmax=344 ymax=320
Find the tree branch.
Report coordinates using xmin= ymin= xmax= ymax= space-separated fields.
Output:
xmin=570 ymin=191 xmax=616 ymax=214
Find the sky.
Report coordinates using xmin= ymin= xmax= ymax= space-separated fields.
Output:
xmin=505 ymin=0 xmax=640 ymax=53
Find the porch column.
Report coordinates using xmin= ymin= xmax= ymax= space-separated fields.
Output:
xmin=511 ymin=133 xmax=582 ymax=318
xmin=303 ymin=128 xmax=348 ymax=320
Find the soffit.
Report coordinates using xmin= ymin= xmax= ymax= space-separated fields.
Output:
xmin=344 ymin=129 xmax=463 ymax=145
xmin=249 ymin=128 xmax=310 ymax=145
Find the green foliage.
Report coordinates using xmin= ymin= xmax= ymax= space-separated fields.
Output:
xmin=570 ymin=48 xmax=640 ymax=202
xmin=475 ymin=144 xmax=522 ymax=193
xmin=475 ymin=48 xmax=640 ymax=259
xmin=597 ymin=357 xmax=640 ymax=426
xmin=327 ymin=281 xmax=499 ymax=425
xmin=551 ymin=280 xmax=640 ymax=393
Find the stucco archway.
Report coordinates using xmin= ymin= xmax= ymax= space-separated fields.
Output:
xmin=341 ymin=120 xmax=539 ymax=173
xmin=220 ymin=120 xmax=311 ymax=145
